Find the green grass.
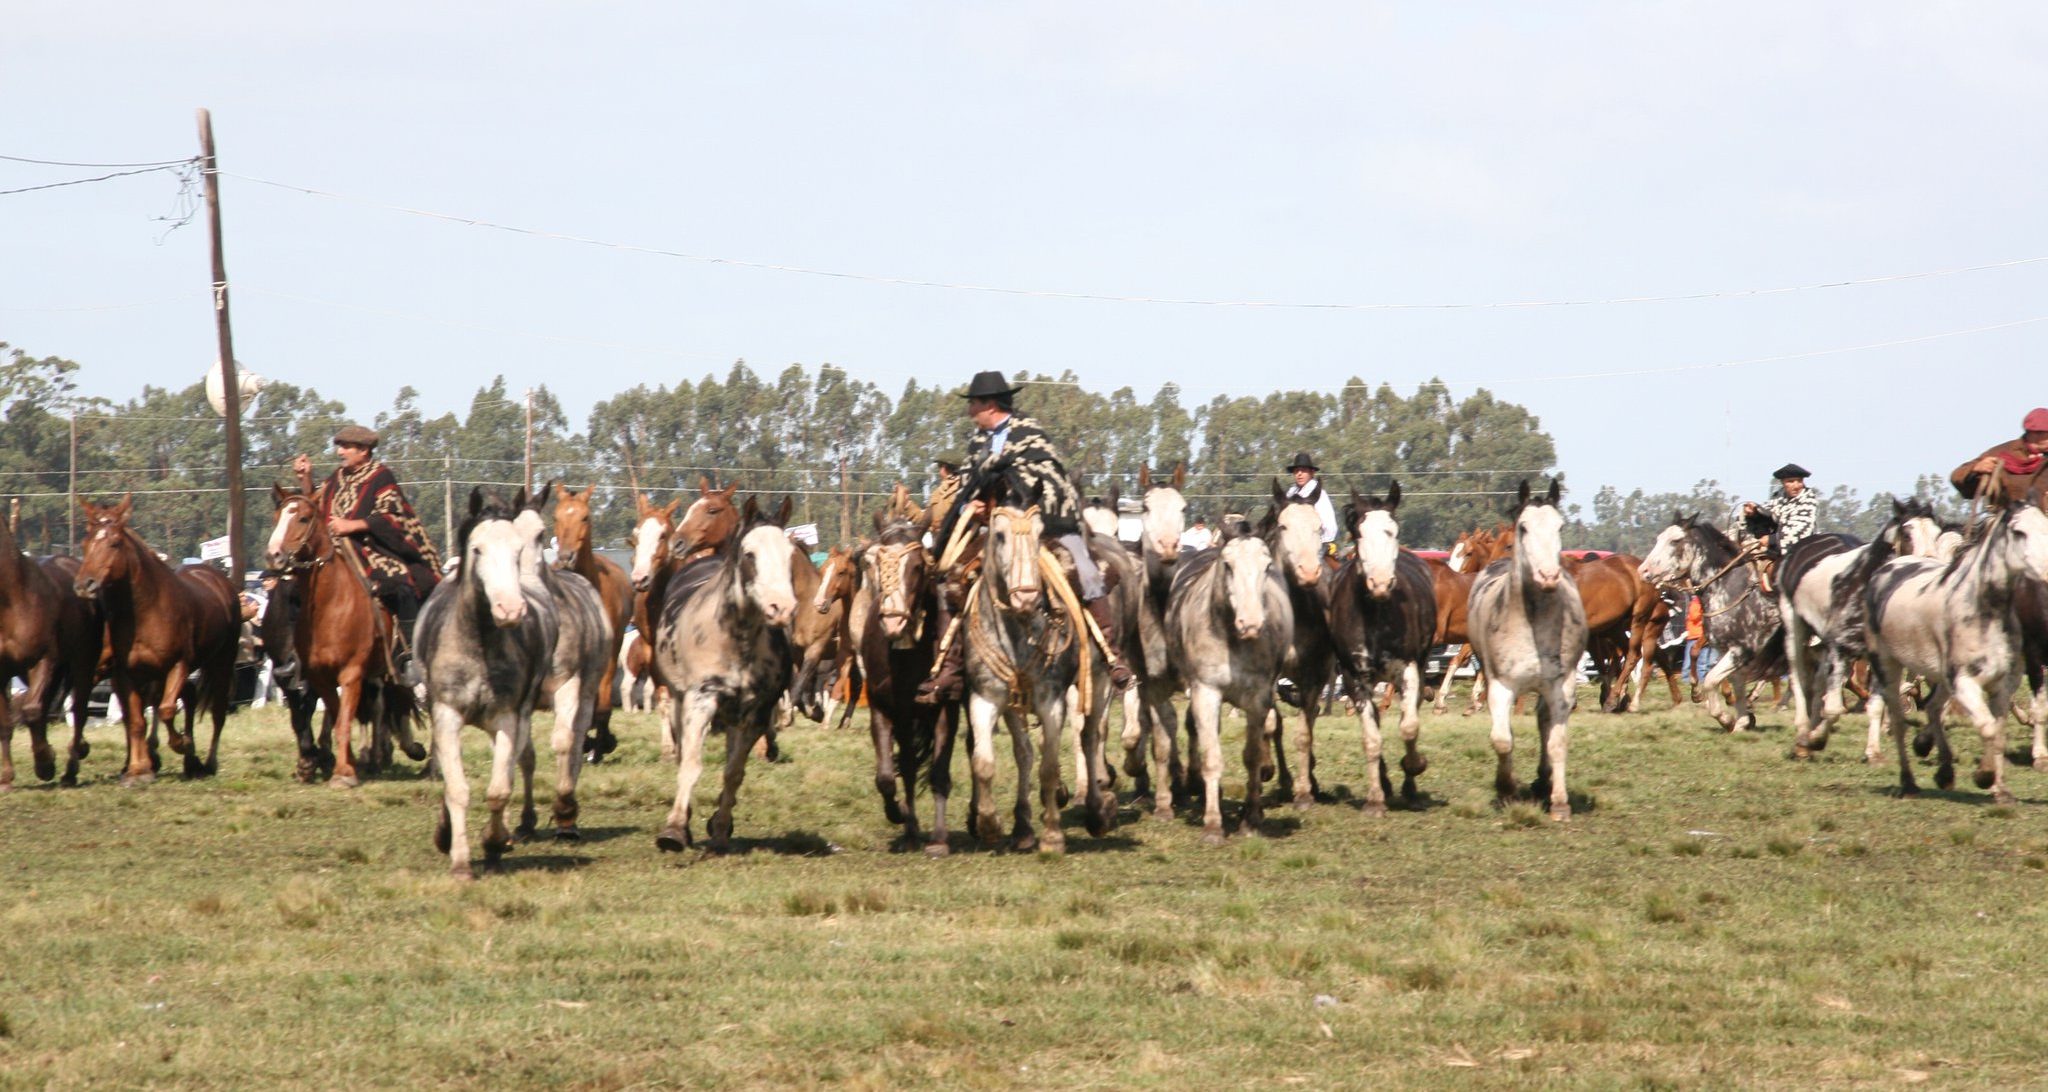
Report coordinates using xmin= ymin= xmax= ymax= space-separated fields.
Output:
xmin=4 ymin=691 xmax=2048 ymax=1088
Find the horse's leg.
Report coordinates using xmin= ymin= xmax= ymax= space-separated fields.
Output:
xmin=552 ymin=679 xmax=589 ymax=838
xmin=329 ymin=675 xmax=364 ymax=789
xmin=895 ymin=707 xmax=923 ymax=850
xmin=1487 ymin=676 xmax=1518 ymax=807
xmin=61 ymin=668 xmax=93 ymax=786
xmin=157 ymin=661 xmax=193 ymax=756
xmin=1033 ymin=689 xmax=1067 ymax=855
xmin=1698 ymin=650 xmax=1743 ymax=731
xmin=119 ymin=680 xmax=153 ymax=786
xmin=1005 ymin=707 xmax=1036 ymax=852
xmin=1432 ymin=645 xmax=1468 ymax=714
xmin=430 ymin=702 xmax=472 ymax=878
xmin=1785 ymin=612 xmax=1818 ymax=752
xmin=1188 ymin=683 xmax=1226 ymax=844
xmin=1864 ymin=667 xmax=1892 ymax=765
xmin=1119 ymin=684 xmax=1146 ymax=786
xmin=516 ymin=722 xmax=538 ymax=841
xmin=481 ymin=711 xmax=522 ymax=867
xmin=868 ymin=695 xmax=904 ymax=828
xmin=198 ymin=661 xmax=230 ymax=777
xmin=1541 ymin=680 xmax=1573 ymax=821
xmin=1464 ymin=665 xmax=1489 ymax=716
xmin=20 ymin=658 xmax=58 ymax=783
xmin=1081 ymin=673 xmax=1115 ymax=838
xmin=1952 ymin=675 xmax=2015 ymax=803
xmin=0 ymin=686 xmax=17 ymax=791
xmin=1287 ymin=696 xmax=1318 ymax=810
xmin=2031 ymin=671 xmax=2048 ymax=773
xmin=1238 ymin=696 xmax=1269 ymax=836
xmin=1871 ymin=656 xmax=1919 ymax=796
xmin=586 ymin=660 xmax=618 ymax=762
xmin=926 ymin=704 xmax=959 ymax=856
xmin=1925 ymin=681 xmax=1956 ymax=790
xmin=1397 ymin=659 xmax=1429 ymax=803
xmin=1357 ymin=672 xmax=1389 ymax=818
xmin=706 ymin=717 xmax=761 ymax=854
xmin=657 ymin=689 xmax=717 ymax=852
xmin=1150 ymin=686 xmax=1181 ymax=818
xmin=656 ymin=685 xmax=677 ymax=764
xmin=966 ymin=692 xmax=1003 ymax=847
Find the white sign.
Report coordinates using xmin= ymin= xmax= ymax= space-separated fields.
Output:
xmin=199 ymin=534 xmax=233 ymax=561
xmin=786 ymin=523 xmax=820 ymax=547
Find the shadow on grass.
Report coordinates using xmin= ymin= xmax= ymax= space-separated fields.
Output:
xmin=703 ymin=829 xmax=842 ymax=857
xmin=490 ymin=852 xmax=596 ymax=874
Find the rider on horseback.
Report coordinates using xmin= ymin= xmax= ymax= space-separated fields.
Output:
xmin=1740 ymin=463 xmax=1817 ymax=593
xmin=1283 ymin=451 xmax=1340 ymax=554
xmin=916 ymin=370 xmax=1130 ymax=704
xmin=292 ymin=424 xmax=442 ymax=685
xmin=1952 ymin=407 xmax=2048 ymax=506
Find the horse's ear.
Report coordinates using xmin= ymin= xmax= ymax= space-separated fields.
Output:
xmin=1350 ymin=488 xmax=1366 ymax=515
xmin=272 ymin=483 xmax=289 ymax=507
xmin=1172 ymin=462 xmax=1186 ymax=490
xmin=740 ymin=494 xmax=761 ymax=525
xmin=662 ymin=498 xmax=681 ymax=520
xmin=1892 ymin=496 xmax=1908 ymax=517
xmin=554 ymin=482 xmax=571 ymax=501
xmin=1139 ymin=465 xmax=1152 ymax=490
xmin=775 ymin=496 xmax=793 ymax=527
xmin=114 ymin=494 xmax=132 ymax=520
xmin=1259 ymin=505 xmax=1279 ymax=537
xmin=1273 ymin=478 xmax=1288 ymax=505
xmin=697 ymin=474 xmax=712 ymax=495
xmin=718 ymin=482 xmax=739 ymax=502
xmin=1341 ymin=503 xmax=1358 ymax=539
xmin=469 ymin=487 xmax=485 ymax=517
xmin=1386 ymin=479 xmax=1402 ymax=512
xmin=872 ymin=510 xmax=888 ymax=536
xmin=1517 ymin=480 xmax=1532 ymax=507
xmin=512 ymin=487 xmax=529 ymax=512
xmin=1107 ymin=484 xmax=1120 ymax=513
xmin=1547 ymin=477 xmax=1562 ymax=505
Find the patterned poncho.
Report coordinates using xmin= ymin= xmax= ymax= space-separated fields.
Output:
xmin=317 ymin=461 xmax=442 ymax=597
xmin=935 ymin=413 xmax=1083 ymax=546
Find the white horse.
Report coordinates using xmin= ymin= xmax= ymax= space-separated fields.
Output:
xmin=417 ymin=489 xmax=559 ymax=879
xmin=1865 ymin=502 xmax=2048 ymax=803
xmin=1467 ymin=479 xmax=1587 ymax=821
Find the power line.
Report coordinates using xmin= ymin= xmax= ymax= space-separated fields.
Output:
xmin=223 ymin=169 xmax=2048 ymax=312
xmin=0 ymin=162 xmax=193 ymax=197
xmin=1 ymin=153 xmax=196 ymax=169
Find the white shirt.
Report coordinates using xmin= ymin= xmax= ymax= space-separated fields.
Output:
xmin=1286 ymin=479 xmax=1340 ymax=544
xmin=1181 ymin=525 xmax=1214 ymax=552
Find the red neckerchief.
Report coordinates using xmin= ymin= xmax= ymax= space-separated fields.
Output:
xmin=2000 ymin=448 xmax=2045 ymax=476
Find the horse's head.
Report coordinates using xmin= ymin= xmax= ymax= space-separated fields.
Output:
xmin=1998 ymin=501 xmax=2048 ymax=582
xmin=1638 ymin=511 xmax=1703 ymax=588
xmin=461 ymin=489 xmax=529 ymax=627
xmin=865 ymin=522 xmax=929 ymax=642
xmin=986 ymin=503 xmax=1045 ymax=614
xmin=74 ymin=494 xmax=137 ymax=600
xmin=1448 ymin=530 xmax=1472 ymax=572
xmin=1220 ymin=533 xmax=1275 ymax=641
xmin=510 ymin=485 xmax=555 ymax=580
xmin=1508 ymin=478 xmax=1566 ymax=591
xmin=736 ymin=494 xmax=796 ymax=627
xmin=553 ymin=483 xmax=595 ymax=567
xmin=265 ymin=485 xmax=325 ymax=571
xmin=1139 ymin=464 xmax=1187 ymax=558
xmin=628 ymin=493 xmax=680 ymax=592
xmin=1264 ymin=479 xmax=1324 ymax=587
xmin=674 ymin=475 xmax=741 ymax=559
xmin=1080 ymin=482 xmax=1122 ymax=541
xmin=1350 ymin=480 xmax=1404 ymax=597
xmin=814 ymin=542 xmax=857 ymax=615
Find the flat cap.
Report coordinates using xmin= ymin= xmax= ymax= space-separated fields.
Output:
xmin=333 ymin=424 xmax=379 ymax=448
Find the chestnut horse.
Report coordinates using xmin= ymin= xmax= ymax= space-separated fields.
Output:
xmin=35 ymin=553 xmax=107 ymax=786
xmin=0 ymin=513 xmax=91 ymax=789
xmin=266 ymin=487 xmax=428 ymax=786
xmin=552 ymin=484 xmax=633 ymax=762
xmin=1562 ymin=552 xmax=1661 ymax=713
xmin=627 ymin=491 xmax=684 ymax=759
xmin=811 ymin=540 xmax=867 ymax=732
xmin=74 ymin=497 xmax=240 ymax=784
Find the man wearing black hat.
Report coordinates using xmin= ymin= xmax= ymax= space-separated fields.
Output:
xmin=1740 ymin=463 xmax=1818 ymax=593
xmin=1283 ymin=452 xmax=1340 ymax=549
xmin=918 ymin=371 xmax=1128 ymax=703
xmin=293 ymin=424 xmax=442 ymax=682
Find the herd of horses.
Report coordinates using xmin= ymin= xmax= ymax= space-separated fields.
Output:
xmin=3 ymin=464 xmax=2045 ymax=879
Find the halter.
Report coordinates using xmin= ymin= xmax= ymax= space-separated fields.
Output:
xmin=988 ymin=506 xmax=1041 ymax=614
xmin=275 ymin=499 xmax=338 ymax=573
xmin=1660 ymin=532 xmax=1767 ymax=618
xmin=871 ymin=540 xmax=927 ymax=643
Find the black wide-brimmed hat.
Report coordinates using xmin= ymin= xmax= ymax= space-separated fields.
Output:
xmin=933 ymin=459 xmax=960 ymax=474
xmin=1773 ymin=463 xmax=1810 ymax=481
xmin=960 ymin=371 xmax=1021 ymax=400
xmin=1286 ymin=452 xmax=1318 ymax=474
xmin=333 ymin=424 xmax=379 ymax=448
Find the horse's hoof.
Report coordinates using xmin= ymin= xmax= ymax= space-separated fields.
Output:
xmin=1152 ymin=804 xmax=1175 ymax=823
xmin=1258 ymin=763 xmax=1275 ymax=782
xmin=449 ymin=863 xmax=474 ymax=882
xmin=482 ymin=836 xmax=510 ymax=863
xmin=1200 ymin=830 xmax=1227 ymax=847
xmin=516 ymin=810 xmax=538 ymax=840
xmin=60 ymin=771 xmax=78 ymax=788
xmin=433 ymin=809 xmax=453 ymax=854
xmin=1791 ymin=745 xmax=1812 ymax=761
xmin=1054 ymin=785 xmax=1072 ymax=808
xmin=1550 ymin=804 xmax=1572 ymax=822
xmin=882 ymin=799 xmax=905 ymax=825
xmin=1037 ymin=835 xmax=1065 ymax=856
xmin=329 ymin=774 xmax=360 ymax=790
xmin=655 ymin=825 xmax=690 ymax=853
xmin=1361 ymin=800 xmax=1388 ymax=818
xmin=295 ymin=761 xmax=320 ymax=784
xmin=923 ymin=840 xmax=951 ymax=858
xmin=32 ymin=747 xmax=56 ymax=783
xmin=1292 ymin=795 xmax=1314 ymax=812
xmin=2034 ymin=756 xmax=2048 ymax=774
xmin=120 ymin=771 xmax=155 ymax=788
xmin=1935 ymin=767 xmax=1956 ymax=791
xmin=1912 ymin=732 xmax=1936 ymax=759
xmin=183 ymin=754 xmax=209 ymax=779
xmin=1994 ymin=789 xmax=2018 ymax=805
xmin=555 ymin=824 xmax=581 ymax=842
xmin=1009 ymin=831 xmax=1039 ymax=853
xmin=401 ymin=741 xmax=427 ymax=762
xmin=1401 ymin=778 xmax=1421 ymax=804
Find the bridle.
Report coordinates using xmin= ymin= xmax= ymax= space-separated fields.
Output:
xmin=1657 ymin=528 xmax=1766 ymax=618
xmin=273 ymin=498 xmax=337 ymax=573
xmin=988 ymin=505 xmax=1041 ymax=615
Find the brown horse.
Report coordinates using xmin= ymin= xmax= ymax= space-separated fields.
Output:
xmin=265 ymin=487 xmax=428 ymax=786
xmin=552 ymin=484 xmax=633 ymax=762
xmin=36 ymin=553 xmax=107 ymax=786
xmin=1431 ymin=526 xmax=1509 ymax=714
xmin=627 ymin=491 xmax=683 ymax=759
xmin=810 ymin=540 xmax=867 ymax=731
xmin=73 ymin=497 xmax=240 ymax=784
xmin=1561 ymin=552 xmax=1659 ymax=712
xmin=0 ymin=513 xmax=83 ymax=789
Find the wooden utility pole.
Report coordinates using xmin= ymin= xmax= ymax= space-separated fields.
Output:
xmin=443 ymin=454 xmax=454 ymax=559
xmin=66 ymin=411 xmax=77 ymax=550
xmin=197 ymin=108 xmax=246 ymax=579
xmin=523 ymin=387 xmax=535 ymax=496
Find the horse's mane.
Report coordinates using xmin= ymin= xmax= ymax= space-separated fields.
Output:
xmin=1677 ymin=514 xmax=1742 ymax=562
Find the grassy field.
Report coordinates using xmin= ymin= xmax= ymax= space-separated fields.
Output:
xmin=4 ymin=691 xmax=2048 ymax=1089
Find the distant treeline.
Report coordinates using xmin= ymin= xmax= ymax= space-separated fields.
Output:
xmin=0 ymin=341 xmax=1961 ymax=563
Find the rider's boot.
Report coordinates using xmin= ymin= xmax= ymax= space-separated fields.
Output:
xmin=1085 ymin=596 xmax=1134 ymax=691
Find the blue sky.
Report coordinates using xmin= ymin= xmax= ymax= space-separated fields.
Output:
xmin=7 ymin=2 xmax=2046 ymax=500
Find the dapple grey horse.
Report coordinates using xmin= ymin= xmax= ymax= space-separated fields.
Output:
xmin=513 ymin=491 xmax=614 ymax=839
xmin=417 ymin=489 xmax=559 ymax=879
xmin=1164 ymin=531 xmax=1292 ymax=843
xmin=653 ymin=497 xmax=798 ymax=853
xmin=1467 ymin=479 xmax=1588 ymax=821
xmin=1865 ymin=501 xmax=2048 ymax=803
xmin=1639 ymin=514 xmax=1785 ymax=734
